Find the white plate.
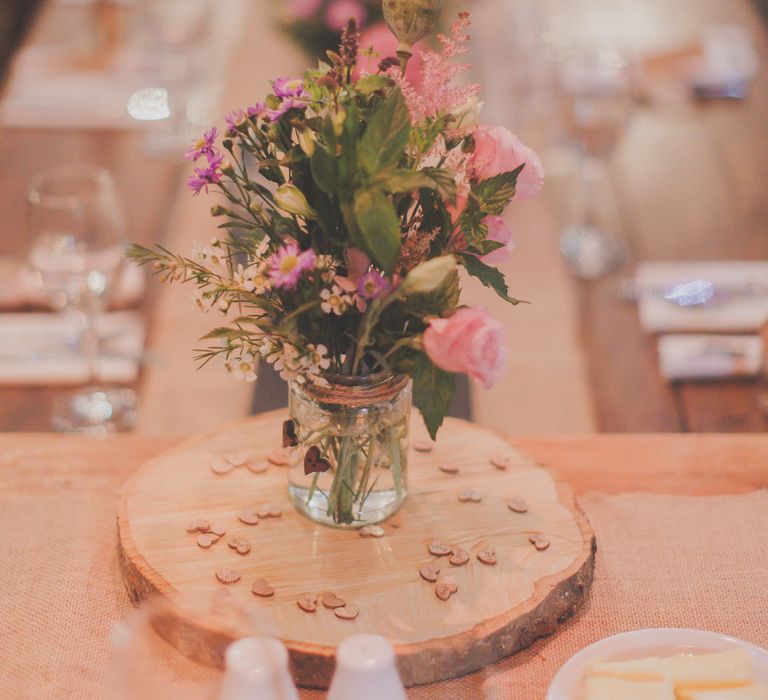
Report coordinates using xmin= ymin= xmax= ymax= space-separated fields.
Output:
xmin=547 ymin=628 xmax=768 ymax=700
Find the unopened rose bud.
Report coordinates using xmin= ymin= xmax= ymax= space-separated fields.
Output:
xmin=275 ymin=184 xmax=315 ymax=218
xmin=297 ymin=129 xmax=316 ymax=157
xmin=399 ymin=255 xmax=456 ymax=295
xmin=331 ymin=109 xmax=346 ymax=138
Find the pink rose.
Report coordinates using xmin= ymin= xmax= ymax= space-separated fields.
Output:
xmin=423 ymin=306 xmax=508 ymax=390
xmin=287 ymin=0 xmax=322 ymax=20
xmin=356 ymin=22 xmax=424 ymax=89
xmin=480 ymin=215 xmax=514 ymax=265
xmin=325 ymin=0 xmax=367 ymax=31
xmin=471 ymin=125 xmax=544 ymax=200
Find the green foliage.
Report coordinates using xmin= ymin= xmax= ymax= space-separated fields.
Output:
xmin=459 ymin=253 xmax=527 ymax=305
xmin=353 ymin=188 xmax=401 ymax=273
xmin=358 ymin=89 xmax=410 ymax=175
xmin=407 ymin=352 xmax=456 ymax=439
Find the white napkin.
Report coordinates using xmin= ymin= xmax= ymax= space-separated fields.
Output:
xmin=0 ymin=311 xmax=144 ymax=385
xmin=0 ymin=257 xmax=145 ymax=311
xmin=658 ymin=334 xmax=763 ymax=381
xmin=636 ymin=261 xmax=768 ymax=333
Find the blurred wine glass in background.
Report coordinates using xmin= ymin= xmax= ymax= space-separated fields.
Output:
xmin=557 ymin=45 xmax=633 ymax=279
xmin=28 ymin=165 xmax=137 ymax=434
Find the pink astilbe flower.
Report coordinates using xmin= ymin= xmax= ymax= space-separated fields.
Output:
xmin=390 ymin=12 xmax=480 ymax=125
xmin=187 ymin=151 xmax=224 ymax=196
xmin=268 ymin=243 xmax=316 ymax=289
xmin=185 ymin=127 xmax=218 ymax=162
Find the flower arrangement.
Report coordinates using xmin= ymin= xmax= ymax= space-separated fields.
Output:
xmin=281 ymin=0 xmax=384 ymax=57
xmin=130 ymin=11 xmax=543 ymax=440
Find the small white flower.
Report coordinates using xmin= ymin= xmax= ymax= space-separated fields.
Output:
xmin=232 ymin=353 xmax=257 ymax=382
xmin=320 ymin=285 xmax=351 ymax=315
xmin=305 ymin=344 xmax=331 ymax=374
xmin=192 ymin=288 xmax=207 ymax=312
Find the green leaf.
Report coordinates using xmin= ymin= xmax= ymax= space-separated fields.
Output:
xmin=338 ymin=102 xmax=360 ymax=189
xmin=372 ymin=167 xmax=457 ymax=201
xmin=352 ymin=188 xmax=401 ymax=273
xmin=310 ymin=145 xmax=338 ymax=195
xmin=473 ymin=165 xmax=524 ymax=215
xmin=456 ymin=199 xmax=487 ymax=248
xmin=411 ymin=353 xmax=456 ymax=439
xmin=459 ymin=253 xmax=527 ymax=305
xmin=405 ymin=268 xmax=461 ymax=318
xmin=358 ymin=89 xmax=410 ymax=175
xmin=355 ymin=74 xmax=392 ymax=95
xmin=373 ymin=169 xmax=436 ymax=193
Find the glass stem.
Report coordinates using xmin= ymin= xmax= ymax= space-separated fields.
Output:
xmin=579 ymin=153 xmax=602 ymax=228
xmin=79 ymin=292 xmax=103 ymax=387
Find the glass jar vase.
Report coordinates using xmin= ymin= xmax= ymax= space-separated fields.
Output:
xmin=287 ymin=373 xmax=412 ymax=528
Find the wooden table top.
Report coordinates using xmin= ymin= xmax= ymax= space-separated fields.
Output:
xmin=573 ymin=0 xmax=768 ymax=433
xmin=2 ymin=428 xmax=765 ymax=497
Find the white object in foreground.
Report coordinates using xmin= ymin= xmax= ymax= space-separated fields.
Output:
xmin=327 ymin=634 xmax=407 ymax=700
xmin=219 ymin=638 xmax=299 ymax=700
xmin=547 ymin=629 xmax=768 ymax=700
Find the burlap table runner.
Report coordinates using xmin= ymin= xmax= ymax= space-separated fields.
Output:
xmin=2 ymin=457 xmax=767 ymax=699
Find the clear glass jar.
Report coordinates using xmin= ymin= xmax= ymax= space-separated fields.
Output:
xmin=287 ymin=373 xmax=412 ymax=528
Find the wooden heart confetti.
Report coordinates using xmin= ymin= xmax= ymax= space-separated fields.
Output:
xmin=268 ymin=506 xmax=282 ymax=518
xmin=413 ymin=440 xmax=434 ymax=453
xmin=282 ymin=419 xmax=299 ymax=448
xmin=529 ymin=534 xmax=550 ymax=551
xmin=358 ymin=525 xmax=385 ymax=538
xmin=251 ymin=579 xmax=274 ymax=598
xmin=435 ymin=579 xmax=458 ymax=601
xmin=238 ymin=509 xmax=260 ymax=526
xmin=196 ymin=533 xmax=217 ymax=549
xmin=477 ymin=547 xmax=497 ymax=565
xmin=428 ymin=540 xmax=452 ymax=557
xmin=268 ymin=450 xmax=289 ymax=466
xmin=297 ymin=594 xmax=318 ymax=613
xmin=225 ymin=451 xmax=250 ymax=467
xmin=186 ymin=518 xmax=211 ymax=533
xmin=245 ymin=460 xmax=269 ymax=474
xmin=228 ymin=538 xmax=251 ymax=555
xmin=507 ymin=497 xmax=529 ymax=514
xmin=215 ymin=568 xmax=241 ymax=585
xmin=449 ymin=548 xmax=469 ymax=566
xmin=419 ymin=565 xmax=440 ymax=582
xmin=458 ymin=489 xmax=482 ymax=503
xmin=491 ymin=454 xmax=511 ymax=470
xmin=321 ymin=593 xmax=346 ymax=609
xmin=208 ymin=522 xmax=226 ymax=537
xmin=438 ymin=461 xmax=459 ymax=474
xmin=303 ymin=446 xmax=331 ymax=475
xmin=210 ymin=459 xmax=235 ymax=475
xmin=334 ymin=603 xmax=359 ymax=620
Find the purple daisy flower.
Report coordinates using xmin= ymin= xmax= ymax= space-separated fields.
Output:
xmin=187 ymin=152 xmax=224 ymax=196
xmin=224 ymin=108 xmax=247 ymax=136
xmin=185 ymin=127 xmax=218 ymax=162
xmin=358 ymin=269 xmax=391 ymax=300
xmin=273 ymin=78 xmax=306 ymax=99
xmin=247 ymin=102 xmax=266 ymax=118
xmin=268 ymin=243 xmax=316 ymax=289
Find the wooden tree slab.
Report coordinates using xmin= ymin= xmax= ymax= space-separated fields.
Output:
xmin=117 ymin=412 xmax=595 ymax=688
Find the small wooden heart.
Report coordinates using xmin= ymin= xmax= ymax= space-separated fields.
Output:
xmin=304 ymin=446 xmax=331 ymax=475
xmin=282 ymin=419 xmax=299 ymax=448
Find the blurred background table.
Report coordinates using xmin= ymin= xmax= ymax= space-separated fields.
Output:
xmin=0 ymin=0 xmax=767 ymax=434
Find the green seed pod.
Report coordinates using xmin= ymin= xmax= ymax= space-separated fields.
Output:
xmin=383 ymin=0 xmax=446 ymax=58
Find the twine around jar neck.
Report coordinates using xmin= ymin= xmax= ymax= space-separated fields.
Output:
xmin=296 ymin=372 xmax=411 ymax=408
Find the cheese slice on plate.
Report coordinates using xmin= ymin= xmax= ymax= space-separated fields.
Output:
xmin=678 ymin=686 xmax=768 ymax=700
xmin=588 ymin=650 xmax=753 ymax=689
xmin=585 ymin=676 xmax=675 ymax=700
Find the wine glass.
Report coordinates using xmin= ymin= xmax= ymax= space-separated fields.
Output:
xmin=557 ymin=45 xmax=633 ymax=279
xmin=28 ymin=165 xmax=137 ymax=434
